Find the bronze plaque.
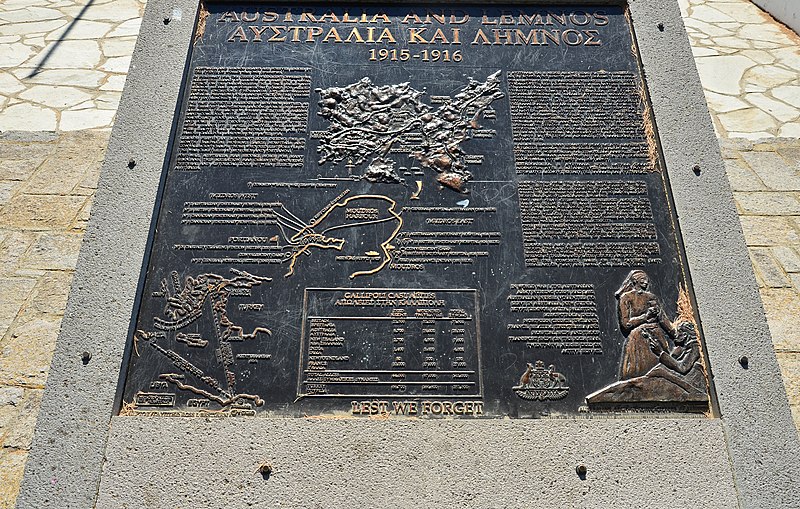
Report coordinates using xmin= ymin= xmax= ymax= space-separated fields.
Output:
xmin=119 ymin=3 xmax=713 ymax=418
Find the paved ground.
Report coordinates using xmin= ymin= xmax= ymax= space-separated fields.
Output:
xmin=0 ymin=131 xmax=106 ymax=507
xmin=680 ymin=0 xmax=800 ymax=138
xmin=719 ymin=137 xmax=800 ymax=426
xmin=0 ymin=0 xmax=799 ymax=508
xmin=0 ymin=0 xmax=145 ymax=131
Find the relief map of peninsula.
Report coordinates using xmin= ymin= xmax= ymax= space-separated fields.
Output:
xmin=119 ymin=3 xmax=714 ymax=418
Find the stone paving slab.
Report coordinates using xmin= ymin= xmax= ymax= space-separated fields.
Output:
xmin=720 ymin=137 xmax=800 ymax=428
xmin=0 ymin=0 xmax=146 ymax=132
xmin=680 ymin=0 xmax=800 ymax=139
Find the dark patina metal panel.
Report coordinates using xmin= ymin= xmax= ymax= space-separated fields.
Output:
xmin=119 ymin=2 xmax=713 ymax=418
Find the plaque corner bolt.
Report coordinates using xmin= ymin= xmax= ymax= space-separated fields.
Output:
xmin=81 ymin=351 xmax=92 ymax=365
xmin=127 ymin=158 xmax=137 ymax=169
xmin=576 ymin=464 xmax=588 ymax=479
xmin=738 ymin=356 xmax=749 ymax=369
xmin=692 ymin=164 xmax=701 ymax=176
xmin=657 ymin=23 xmax=665 ymax=32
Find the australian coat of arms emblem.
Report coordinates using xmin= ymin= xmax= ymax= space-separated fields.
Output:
xmin=512 ymin=360 xmax=570 ymax=401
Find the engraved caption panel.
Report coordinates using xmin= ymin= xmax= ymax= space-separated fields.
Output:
xmin=119 ymin=3 xmax=712 ymax=418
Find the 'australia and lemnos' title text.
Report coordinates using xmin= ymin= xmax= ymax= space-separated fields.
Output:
xmin=221 ymin=8 xmax=610 ymax=46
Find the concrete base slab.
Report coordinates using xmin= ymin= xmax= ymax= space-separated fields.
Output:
xmin=97 ymin=417 xmax=737 ymax=509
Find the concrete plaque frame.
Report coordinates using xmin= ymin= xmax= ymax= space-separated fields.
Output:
xmin=16 ymin=1 xmax=800 ymax=508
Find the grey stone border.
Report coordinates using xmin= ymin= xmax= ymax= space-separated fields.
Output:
xmin=632 ymin=0 xmax=800 ymax=506
xmin=15 ymin=0 xmax=199 ymax=506
xmin=16 ymin=1 xmax=800 ymax=508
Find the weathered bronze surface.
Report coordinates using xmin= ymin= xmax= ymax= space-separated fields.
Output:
xmin=119 ymin=3 xmax=711 ymax=418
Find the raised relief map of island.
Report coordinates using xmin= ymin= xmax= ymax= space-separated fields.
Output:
xmin=119 ymin=3 xmax=714 ymax=418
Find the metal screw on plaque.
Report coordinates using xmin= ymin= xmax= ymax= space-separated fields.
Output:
xmin=693 ymin=164 xmax=701 ymax=176
xmin=163 ymin=17 xmax=171 ymax=25
xmin=127 ymin=158 xmax=136 ymax=169
xmin=81 ymin=351 xmax=92 ymax=365
xmin=657 ymin=23 xmax=665 ymax=32
xmin=739 ymin=356 xmax=749 ymax=369
xmin=576 ymin=464 xmax=587 ymax=479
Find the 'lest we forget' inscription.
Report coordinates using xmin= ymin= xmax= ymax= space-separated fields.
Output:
xmin=119 ymin=3 xmax=713 ymax=418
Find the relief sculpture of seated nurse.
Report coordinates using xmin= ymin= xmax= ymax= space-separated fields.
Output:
xmin=616 ymin=270 xmax=676 ymax=380
xmin=585 ymin=270 xmax=710 ymax=411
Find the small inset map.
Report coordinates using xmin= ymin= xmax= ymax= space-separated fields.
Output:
xmin=278 ymin=192 xmax=403 ymax=280
xmin=316 ymin=71 xmax=504 ymax=193
xmin=128 ymin=269 xmax=272 ymax=414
